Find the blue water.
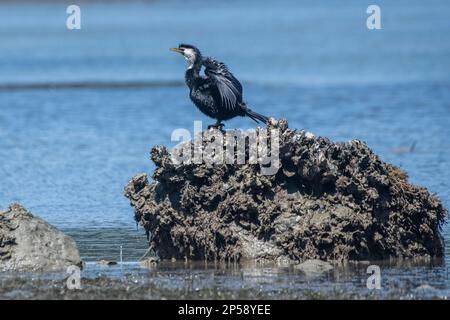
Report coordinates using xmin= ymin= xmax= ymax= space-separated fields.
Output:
xmin=0 ymin=0 xmax=449 ymax=271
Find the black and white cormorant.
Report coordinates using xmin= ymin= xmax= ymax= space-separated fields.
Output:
xmin=170 ymin=44 xmax=269 ymax=129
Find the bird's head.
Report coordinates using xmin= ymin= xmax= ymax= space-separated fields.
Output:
xmin=170 ymin=44 xmax=202 ymax=68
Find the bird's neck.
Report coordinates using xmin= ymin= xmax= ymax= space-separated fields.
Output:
xmin=185 ymin=60 xmax=202 ymax=89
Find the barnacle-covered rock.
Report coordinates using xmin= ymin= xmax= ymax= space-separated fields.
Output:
xmin=124 ymin=120 xmax=447 ymax=262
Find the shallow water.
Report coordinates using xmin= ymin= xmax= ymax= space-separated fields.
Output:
xmin=0 ymin=261 xmax=449 ymax=299
xmin=0 ymin=0 xmax=450 ymax=298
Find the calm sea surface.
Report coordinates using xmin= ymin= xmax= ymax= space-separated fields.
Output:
xmin=0 ymin=0 xmax=449 ymax=298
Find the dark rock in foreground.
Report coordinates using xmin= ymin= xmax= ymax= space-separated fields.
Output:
xmin=0 ymin=204 xmax=82 ymax=271
xmin=125 ymin=119 xmax=447 ymax=262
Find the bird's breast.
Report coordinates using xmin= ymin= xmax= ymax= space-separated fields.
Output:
xmin=189 ymin=88 xmax=218 ymax=119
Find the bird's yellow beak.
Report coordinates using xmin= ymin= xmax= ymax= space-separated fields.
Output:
xmin=170 ymin=47 xmax=183 ymax=53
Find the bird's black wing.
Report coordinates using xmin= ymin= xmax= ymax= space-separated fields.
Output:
xmin=202 ymin=57 xmax=243 ymax=111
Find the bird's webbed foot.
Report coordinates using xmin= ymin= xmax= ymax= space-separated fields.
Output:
xmin=207 ymin=122 xmax=225 ymax=133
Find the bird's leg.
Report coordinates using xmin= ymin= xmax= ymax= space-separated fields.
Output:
xmin=208 ymin=120 xmax=225 ymax=132
xmin=207 ymin=119 xmax=221 ymax=129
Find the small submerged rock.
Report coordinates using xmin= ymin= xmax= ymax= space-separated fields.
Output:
xmin=124 ymin=119 xmax=447 ymax=263
xmin=96 ymin=260 xmax=118 ymax=266
xmin=140 ymin=257 xmax=160 ymax=268
xmin=294 ymin=259 xmax=333 ymax=277
xmin=0 ymin=204 xmax=82 ymax=272
xmin=414 ymin=284 xmax=436 ymax=291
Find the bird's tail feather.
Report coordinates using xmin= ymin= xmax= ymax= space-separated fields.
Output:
xmin=245 ymin=109 xmax=269 ymax=124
